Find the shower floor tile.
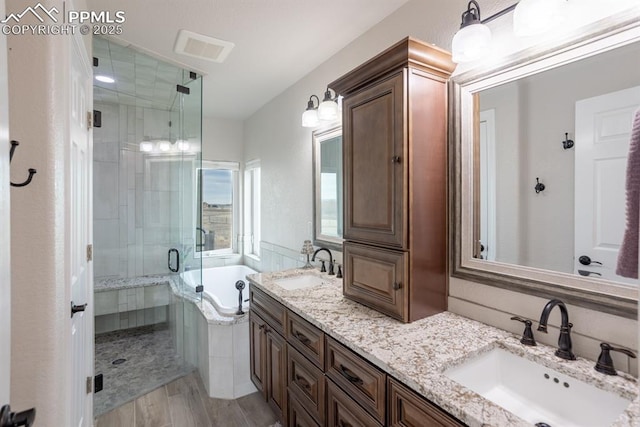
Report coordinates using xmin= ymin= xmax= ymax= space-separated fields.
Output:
xmin=94 ymin=323 xmax=194 ymax=417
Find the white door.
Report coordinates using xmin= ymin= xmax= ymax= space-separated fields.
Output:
xmin=68 ymin=32 xmax=94 ymax=426
xmin=575 ymin=85 xmax=640 ymax=285
xmin=0 ymin=0 xmax=11 ymax=407
xmin=479 ymin=109 xmax=496 ymax=261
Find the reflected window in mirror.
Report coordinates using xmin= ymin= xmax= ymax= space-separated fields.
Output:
xmin=473 ymin=41 xmax=640 ymax=286
xmin=313 ymin=125 xmax=343 ymax=251
xmin=196 ymin=160 xmax=239 ymax=256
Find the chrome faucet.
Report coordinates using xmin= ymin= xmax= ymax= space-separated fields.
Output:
xmin=537 ymin=299 xmax=576 ymax=360
xmin=312 ymin=247 xmax=334 ymax=275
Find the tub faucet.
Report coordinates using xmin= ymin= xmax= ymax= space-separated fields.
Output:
xmin=537 ymin=299 xmax=576 ymax=360
xmin=235 ymin=280 xmax=246 ymax=315
xmin=312 ymin=247 xmax=334 ymax=275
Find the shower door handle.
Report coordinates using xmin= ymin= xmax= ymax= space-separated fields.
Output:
xmin=168 ymin=248 xmax=180 ymax=273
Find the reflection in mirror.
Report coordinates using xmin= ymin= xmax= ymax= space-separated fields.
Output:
xmin=476 ymin=43 xmax=640 ymax=283
xmin=451 ymin=14 xmax=640 ymax=318
xmin=313 ymin=125 xmax=343 ymax=250
xmin=475 ymin=41 xmax=640 ymax=286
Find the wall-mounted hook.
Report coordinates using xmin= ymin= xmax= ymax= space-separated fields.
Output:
xmin=9 ymin=141 xmax=37 ymax=187
xmin=535 ymin=177 xmax=545 ymax=194
xmin=562 ymin=132 xmax=574 ymax=150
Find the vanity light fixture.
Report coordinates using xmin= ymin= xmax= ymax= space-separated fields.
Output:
xmin=302 ymin=95 xmax=320 ymax=128
xmin=95 ymin=75 xmax=115 ymax=83
xmin=452 ymin=1 xmax=492 ymax=63
xmin=318 ymin=87 xmax=339 ymax=121
xmin=157 ymin=140 xmax=172 ymax=152
xmin=139 ymin=141 xmax=153 ymax=152
xmin=452 ymin=1 xmax=519 ymax=63
xmin=176 ymin=139 xmax=190 ymax=151
xmin=514 ymin=0 xmax=566 ymax=37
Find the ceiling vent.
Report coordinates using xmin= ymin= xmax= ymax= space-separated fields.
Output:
xmin=174 ymin=30 xmax=234 ymax=63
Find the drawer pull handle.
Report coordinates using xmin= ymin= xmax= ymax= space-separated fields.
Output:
xmin=393 ymin=282 xmax=402 ymax=290
xmin=294 ymin=331 xmax=311 ymax=345
xmin=294 ymin=374 xmax=311 ymax=391
xmin=258 ymin=324 xmax=265 ymax=331
xmin=391 ymin=155 xmax=401 ymax=164
xmin=338 ymin=421 xmax=353 ymax=427
xmin=338 ymin=364 xmax=364 ymax=386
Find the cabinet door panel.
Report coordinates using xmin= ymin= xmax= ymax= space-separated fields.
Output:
xmin=286 ymin=310 xmax=325 ymax=370
xmin=287 ymin=345 xmax=325 ymax=425
xmin=344 ymin=242 xmax=408 ymax=321
xmin=249 ymin=312 xmax=267 ymax=395
xmin=388 ymin=378 xmax=464 ymax=427
xmin=288 ymin=393 xmax=320 ymax=427
xmin=325 ymin=336 xmax=386 ymax=424
xmin=344 ymin=71 xmax=406 ymax=248
xmin=326 ymin=378 xmax=383 ymax=427
xmin=267 ymin=329 xmax=287 ymax=422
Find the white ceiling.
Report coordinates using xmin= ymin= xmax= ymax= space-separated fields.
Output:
xmin=86 ymin=0 xmax=411 ymax=119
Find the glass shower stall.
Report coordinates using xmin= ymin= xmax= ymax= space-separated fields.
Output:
xmin=92 ymin=36 xmax=202 ymax=416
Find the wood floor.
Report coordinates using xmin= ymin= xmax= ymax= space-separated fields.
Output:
xmin=95 ymin=371 xmax=279 ymax=427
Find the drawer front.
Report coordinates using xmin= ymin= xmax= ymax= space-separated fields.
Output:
xmin=325 ymin=336 xmax=386 ymax=423
xmin=287 ymin=345 xmax=325 ymax=425
xmin=251 ymin=286 xmax=286 ymax=335
xmin=286 ymin=310 xmax=325 ymax=370
xmin=326 ymin=379 xmax=383 ymax=427
xmin=343 ymin=241 xmax=408 ymax=322
xmin=288 ymin=393 xmax=320 ymax=427
xmin=388 ymin=378 xmax=465 ymax=427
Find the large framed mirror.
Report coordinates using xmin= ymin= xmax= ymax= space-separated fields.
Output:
xmin=451 ymin=10 xmax=640 ymax=318
xmin=313 ymin=125 xmax=343 ymax=251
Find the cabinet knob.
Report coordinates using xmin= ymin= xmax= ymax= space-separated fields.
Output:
xmin=393 ymin=282 xmax=402 ymax=291
xmin=391 ymin=155 xmax=401 ymax=164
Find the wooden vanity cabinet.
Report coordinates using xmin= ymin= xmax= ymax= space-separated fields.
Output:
xmin=249 ymin=285 xmax=463 ymax=427
xmin=330 ymin=37 xmax=456 ymax=323
xmin=249 ymin=287 xmax=288 ymax=423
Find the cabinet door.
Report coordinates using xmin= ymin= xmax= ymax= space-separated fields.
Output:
xmin=266 ymin=328 xmax=288 ymax=422
xmin=344 ymin=241 xmax=408 ymax=321
xmin=249 ymin=312 xmax=267 ymax=395
xmin=343 ymin=71 xmax=407 ymax=248
xmin=388 ymin=378 xmax=465 ymax=427
xmin=326 ymin=378 xmax=383 ymax=427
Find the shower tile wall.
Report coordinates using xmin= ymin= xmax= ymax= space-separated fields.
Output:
xmin=93 ymin=101 xmax=177 ymax=280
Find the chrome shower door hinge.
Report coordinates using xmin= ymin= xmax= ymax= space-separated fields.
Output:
xmin=86 ymin=244 xmax=93 ymax=262
xmin=87 ymin=111 xmax=92 ymax=130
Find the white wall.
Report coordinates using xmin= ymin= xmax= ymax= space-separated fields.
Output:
xmin=243 ymin=0 xmax=472 ymax=256
xmin=243 ymin=0 xmax=639 ymax=373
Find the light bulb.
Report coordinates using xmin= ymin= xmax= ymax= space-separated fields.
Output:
xmin=157 ymin=141 xmax=171 ymax=152
xmin=139 ymin=141 xmax=153 ymax=152
xmin=318 ymin=100 xmax=338 ymax=121
xmin=302 ymin=109 xmax=319 ymax=128
xmin=514 ymin=0 xmax=566 ymax=37
xmin=452 ymin=23 xmax=492 ymax=63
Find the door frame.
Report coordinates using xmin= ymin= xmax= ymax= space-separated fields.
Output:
xmin=0 ymin=0 xmax=11 ymax=405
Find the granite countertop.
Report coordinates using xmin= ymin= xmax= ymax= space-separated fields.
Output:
xmin=94 ymin=274 xmax=173 ymax=292
xmin=246 ymin=268 xmax=639 ymax=427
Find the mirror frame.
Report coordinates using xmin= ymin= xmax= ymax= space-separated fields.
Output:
xmin=312 ymin=124 xmax=344 ymax=252
xmin=450 ymin=9 xmax=640 ymax=319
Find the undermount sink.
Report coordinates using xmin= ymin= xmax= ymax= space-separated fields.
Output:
xmin=274 ymin=274 xmax=326 ymax=291
xmin=445 ymin=347 xmax=631 ymax=427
